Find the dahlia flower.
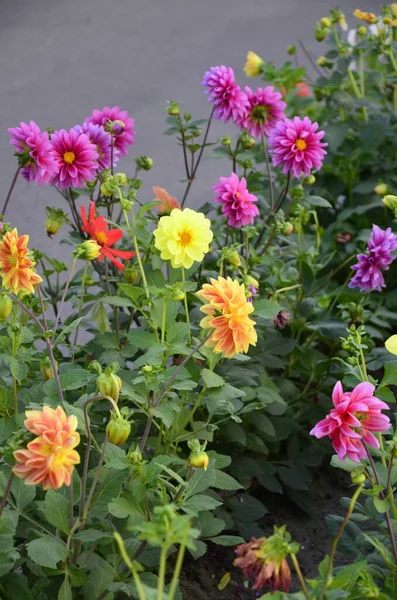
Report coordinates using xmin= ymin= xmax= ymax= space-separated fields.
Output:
xmin=349 ymin=225 xmax=397 ymax=292
xmin=202 ymin=65 xmax=249 ymax=123
xmin=8 ymin=121 xmax=58 ymax=184
xmin=239 ymin=86 xmax=286 ymax=137
xmin=51 ymin=128 xmax=98 ymax=189
xmin=80 ymin=201 xmax=135 ymax=271
xmin=310 ymin=381 xmax=390 ymax=463
xmin=74 ymin=123 xmax=112 ymax=171
xmin=153 ymin=208 xmax=213 ymax=269
xmin=13 ymin=405 xmax=80 ymax=490
xmin=243 ymin=51 xmax=264 ymax=77
xmin=212 ymin=173 xmax=259 ymax=228
xmin=198 ymin=276 xmax=257 ymax=357
xmin=84 ymin=106 xmax=135 ymax=157
xmin=268 ymin=116 xmax=327 ymax=178
xmin=152 ymin=186 xmax=181 ymax=214
xmin=0 ymin=229 xmax=42 ymax=294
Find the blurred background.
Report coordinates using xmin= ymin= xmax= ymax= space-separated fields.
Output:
xmin=0 ymin=0 xmax=377 ymax=259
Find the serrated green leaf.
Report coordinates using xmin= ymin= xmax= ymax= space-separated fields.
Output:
xmin=92 ymin=301 xmax=110 ymax=333
xmin=306 ymin=195 xmax=332 ymax=208
xmin=184 ymin=466 xmax=216 ymax=499
xmin=11 ymin=477 xmax=36 ymax=511
xmin=117 ymin=283 xmax=145 ymax=303
xmin=253 ymin=299 xmax=280 ymax=320
xmin=102 ymin=295 xmax=134 ymax=307
xmin=201 ymin=369 xmax=225 ymax=389
xmin=10 ymin=358 xmax=28 ymax=384
xmin=88 ymin=469 xmax=126 ymax=519
xmin=380 ymin=361 xmax=397 ymax=388
xmin=27 ymin=535 xmax=68 ymax=569
xmin=43 ymin=490 xmax=70 ymax=534
xmin=53 ymin=317 xmax=84 ymax=347
xmin=180 ymin=494 xmax=222 ymax=516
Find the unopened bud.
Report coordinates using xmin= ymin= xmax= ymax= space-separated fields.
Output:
xmin=40 ymin=357 xmax=57 ymax=381
xmin=45 ymin=208 xmax=65 ymax=237
xmin=97 ymin=371 xmax=123 ymax=401
xmin=351 ymin=468 xmax=366 ymax=485
xmin=220 ymin=136 xmax=232 ymax=146
xmin=76 ymin=240 xmax=101 ymax=261
xmin=245 ymin=275 xmax=259 ymax=289
xmin=240 ymin=133 xmax=256 ymax=150
xmin=315 ymin=26 xmax=328 ymax=41
xmin=286 ymin=45 xmax=296 ymax=55
xmin=374 ymin=183 xmax=389 ymax=196
xmin=383 ymin=16 xmax=392 ymax=25
xmin=172 ymin=289 xmax=185 ymax=302
xmin=84 ymin=275 xmax=95 ymax=287
xmin=357 ymin=26 xmax=367 ymax=35
xmin=0 ymin=294 xmax=12 ymax=320
xmin=189 ymin=451 xmax=209 ymax=471
xmin=242 ymin=159 xmax=253 ymax=169
xmin=383 ymin=195 xmax=397 ymax=211
xmin=167 ymin=102 xmax=180 ymax=116
xmin=320 ymin=17 xmax=331 ymax=27
xmin=135 ymin=156 xmax=153 ymax=171
xmin=303 ymin=174 xmax=316 ymax=185
xmin=105 ymin=120 xmax=125 ymax=135
xmin=115 ymin=172 xmax=128 ymax=188
xmin=106 ymin=412 xmax=131 ymax=446
xmin=142 ymin=365 xmax=153 ymax=373
xmin=184 ymin=113 xmax=192 ymax=121
xmin=101 ymin=181 xmax=115 ymax=197
xmin=127 ymin=445 xmax=143 ymax=464
xmin=223 ymin=247 xmax=242 ymax=268
xmin=281 ymin=222 xmax=294 ymax=236
xmin=121 ymin=198 xmax=133 ymax=211
xmin=317 ymin=56 xmax=331 ymax=67
xmin=124 ymin=263 xmax=138 ymax=285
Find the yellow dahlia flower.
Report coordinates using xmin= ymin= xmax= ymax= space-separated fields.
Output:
xmin=244 ymin=51 xmax=264 ymax=77
xmin=0 ymin=228 xmax=42 ymax=294
xmin=385 ymin=335 xmax=397 ymax=356
xmin=153 ymin=208 xmax=213 ymax=269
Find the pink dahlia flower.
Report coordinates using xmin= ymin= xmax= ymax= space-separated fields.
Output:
xmin=8 ymin=121 xmax=58 ymax=184
xmin=50 ymin=128 xmax=98 ymax=189
xmin=349 ymin=225 xmax=397 ymax=292
xmin=310 ymin=381 xmax=390 ymax=463
xmin=84 ymin=106 xmax=135 ymax=157
xmin=202 ymin=65 xmax=249 ymax=124
xmin=269 ymin=116 xmax=327 ymax=178
xmin=238 ymin=86 xmax=286 ymax=137
xmin=213 ymin=173 xmax=259 ymax=228
xmin=74 ymin=123 xmax=113 ymax=172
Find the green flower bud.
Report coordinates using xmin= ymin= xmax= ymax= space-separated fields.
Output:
xmin=351 ymin=469 xmax=366 ymax=485
xmin=286 ymin=45 xmax=296 ymax=55
xmin=223 ymin=247 xmax=242 ymax=268
xmin=142 ymin=365 xmax=153 ymax=373
xmin=121 ymin=198 xmax=133 ymax=211
xmin=127 ymin=445 xmax=143 ymax=464
xmin=40 ymin=357 xmax=57 ymax=381
xmin=184 ymin=113 xmax=192 ymax=121
xmin=240 ymin=133 xmax=256 ymax=150
xmin=124 ymin=263 xmax=138 ymax=285
xmin=189 ymin=451 xmax=209 ymax=471
xmin=242 ymin=159 xmax=253 ymax=169
xmin=83 ymin=275 xmax=95 ymax=287
xmin=135 ymin=156 xmax=153 ymax=171
xmin=172 ymin=289 xmax=186 ymax=302
xmin=106 ymin=413 xmax=131 ymax=446
xmin=104 ymin=120 xmax=126 ymax=135
xmin=45 ymin=207 xmax=65 ymax=238
xmin=382 ymin=195 xmax=397 ymax=211
xmin=315 ymin=26 xmax=328 ymax=41
xmin=358 ymin=25 xmax=368 ymax=35
xmin=220 ymin=136 xmax=232 ymax=146
xmin=100 ymin=181 xmax=114 ymax=197
xmin=97 ymin=371 xmax=123 ymax=401
xmin=115 ymin=172 xmax=128 ymax=188
xmin=0 ymin=294 xmax=12 ymax=320
xmin=281 ymin=222 xmax=294 ymax=236
xmin=374 ymin=183 xmax=389 ymax=196
xmin=303 ymin=174 xmax=316 ymax=185
xmin=76 ymin=240 xmax=101 ymax=261
xmin=245 ymin=275 xmax=259 ymax=288
xmin=317 ymin=56 xmax=331 ymax=67
xmin=320 ymin=17 xmax=332 ymax=27
xmin=167 ymin=102 xmax=180 ymax=116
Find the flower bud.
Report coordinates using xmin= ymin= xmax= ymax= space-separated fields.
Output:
xmin=40 ymin=357 xmax=57 ymax=381
xmin=350 ymin=468 xmax=366 ymax=485
xmin=120 ymin=198 xmax=133 ymax=211
xmin=124 ymin=263 xmax=138 ymax=285
xmin=382 ymin=195 xmax=397 ymax=212
xmin=84 ymin=275 xmax=95 ymax=287
xmin=189 ymin=451 xmax=209 ymax=471
xmin=184 ymin=113 xmax=192 ymax=121
xmin=106 ymin=413 xmax=131 ymax=446
xmin=97 ymin=371 xmax=123 ymax=401
xmin=314 ymin=26 xmax=327 ymax=41
xmin=374 ymin=183 xmax=389 ymax=196
xmin=76 ymin=240 xmax=101 ymax=261
xmin=223 ymin=247 xmax=242 ymax=268
xmin=101 ymin=181 xmax=114 ymax=197
xmin=303 ymin=174 xmax=316 ymax=185
xmin=0 ymin=294 xmax=12 ymax=320
xmin=358 ymin=25 xmax=367 ymax=35
xmin=286 ymin=45 xmax=296 ymax=55
xmin=320 ymin=17 xmax=331 ymax=27
xmin=135 ymin=156 xmax=153 ymax=171
xmin=242 ymin=159 xmax=253 ymax=169
xmin=240 ymin=133 xmax=256 ymax=150
xmin=220 ymin=136 xmax=232 ymax=146
xmin=274 ymin=310 xmax=290 ymax=329
xmin=317 ymin=56 xmax=331 ymax=67
xmin=281 ymin=222 xmax=294 ymax=236
xmin=383 ymin=16 xmax=392 ymax=25
xmin=45 ymin=207 xmax=65 ymax=238
xmin=245 ymin=275 xmax=259 ymax=289
xmin=105 ymin=120 xmax=126 ymax=135
xmin=172 ymin=289 xmax=186 ymax=301
xmin=142 ymin=364 xmax=153 ymax=373
xmin=243 ymin=51 xmax=264 ymax=77
xmin=127 ymin=445 xmax=143 ymax=464
xmin=167 ymin=102 xmax=180 ymax=116
xmin=115 ymin=172 xmax=128 ymax=188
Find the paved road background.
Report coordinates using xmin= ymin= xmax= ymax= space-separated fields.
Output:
xmin=0 ymin=0 xmax=377 ymax=260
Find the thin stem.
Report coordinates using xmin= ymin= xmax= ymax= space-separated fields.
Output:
xmin=319 ymin=484 xmax=363 ymax=600
xmin=347 ymin=69 xmax=362 ymax=98
xmin=157 ymin=547 xmax=167 ymax=600
xmin=180 ymin=126 xmax=191 ymax=180
xmin=114 ymin=533 xmax=146 ymax=600
xmin=181 ymin=106 xmax=215 ymax=207
xmin=261 ymin=131 xmax=274 ymax=208
xmin=386 ymin=447 xmax=397 ymax=520
xmin=2 ymin=168 xmax=20 ymax=216
xmin=161 ymin=299 xmax=167 ymax=345
xmin=123 ymin=206 xmax=150 ymax=300
xmin=39 ymin=259 xmax=58 ymax=317
xmin=83 ymin=437 xmax=108 ymax=520
xmin=69 ymin=479 xmax=74 ymax=531
xmin=358 ymin=51 xmax=365 ymax=96
xmin=73 ymin=261 xmax=89 ymax=346
xmin=181 ymin=267 xmax=191 ymax=344
xmin=290 ymin=554 xmax=311 ymax=600
xmin=104 ymin=261 xmax=120 ymax=345
xmin=0 ymin=472 xmax=15 ymax=516
xmin=54 ymin=255 xmax=78 ymax=332
xmin=37 ymin=285 xmax=64 ymax=404
xmin=168 ymin=529 xmax=189 ymax=600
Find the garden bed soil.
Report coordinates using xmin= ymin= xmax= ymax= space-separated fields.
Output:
xmin=180 ymin=468 xmax=350 ymax=600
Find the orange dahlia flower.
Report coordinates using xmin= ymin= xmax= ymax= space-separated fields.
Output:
xmin=197 ymin=276 xmax=257 ymax=357
xmin=13 ymin=406 xmax=80 ymax=490
xmin=0 ymin=228 xmax=42 ymax=294
xmin=152 ymin=186 xmax=181 ymax=214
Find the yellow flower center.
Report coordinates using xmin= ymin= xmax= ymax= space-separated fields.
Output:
xmin=179 ymin=230 xmax=192 ymax=247
xmin=295 ymin=138 xmax=307 ymax=151
xmin=96 ymin=232 xmax=106 ymax=246
xmin=235 ymin=191 xmax=241 ymax=198
xmin=63 ymin=151 xmax=76 ymax=164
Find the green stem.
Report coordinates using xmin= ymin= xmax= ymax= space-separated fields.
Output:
xmin=290 ymin=554 xmax=311 ymax=600
xmin=114 ymin=533 xmax=146 ymax=600
xmin=358 ymin=51 xmax=365 ymax=96
xmin=104 ymin=260 xmax=120 ymax=345
xmin=123 ymin=206 xmax=150 ymax=300
xmin=54 ymin=255 xmax=78 ymax=332
xmin=181 ymin=267 xmax=191 ymax=344
xmin=261 ymin=131 xmax=274 ymax=208
xmin=347 ymin=69 xmax=362 ymax=98
xmin=319 ymin=485 xmax=363 ymax=600
xmin=386 ymin=447 xmax=397 ymax=520
xmin=161 ymin=299 xmax=168 ymax=345
xmin=73 ymin=260 xmax=89 ymax=347
xmin=168 ymin=529 xmax=189 ymax=600
xmin=157 ymin=547 xmax=167 ymax=600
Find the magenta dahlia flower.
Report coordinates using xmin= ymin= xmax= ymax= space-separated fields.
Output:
xmin=84 ymin=106 xmax=135 ymax=157
xmin=74 ymin=123 xmax=113 ymax=172
xmin=310 ymin=381 xmax=390 ymax=463
xmin=349 ymin=225 xmax=397 ymax=292
xmin=8 ymin=121 xmax=58 ymax=184
xmin=202 ymin=65 xmax=249 ymax=124
xmin=238 ymin=86 xmax=286 ymax=137
xmin=213 ymin=173 xmax=259 ymax=227
xmin=50 ymin=128 xmax=98 ymax=189
xmin=268 ymin=116 xmax=327 ymax=178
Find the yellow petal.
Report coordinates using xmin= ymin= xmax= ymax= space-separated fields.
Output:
xmin=385 ymin=335 xmax=397 ymax=355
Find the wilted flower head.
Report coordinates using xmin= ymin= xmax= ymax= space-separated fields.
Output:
xmin=0 ymin=228 xmax=42 ymax=294
xmin=84 ymin=106 xmax=135 ymax=157
xmin=13 ymin=406 xmax=80 ymax=490
xmin=202 ymin=65 xmax=249 ymax=124
xmin=198 ymin=276 xmax=257 ymax=357
xmin=268 ymin=116 xmax=327 ymax=178
xmin=212 ymin=173 xmax=259 ymax=228
xmin=50 ymin=128 xmax=98 ymax=189
xmin=274 ymin=310 xmax=290 ymax=329
xmin=152 ymin=186 xmax=181 ymax=214
xmin=310 ymin=381 xmax=390 ymax=462
xmin=239 ymin=86 xmax=286 ymax=138
xmin=234 ymin=527 xmax=295 ymax=592
xmin=349 ymin=225 xmax=397 ymax=292
xmin=8 ymin=121 xmax=58 ymax=184
xmin=153 ymin=208 xmax=213 ymax=269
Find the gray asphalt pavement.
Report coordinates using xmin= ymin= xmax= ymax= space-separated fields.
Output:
xmin=0 ymin=0 xmax=377 ymax=260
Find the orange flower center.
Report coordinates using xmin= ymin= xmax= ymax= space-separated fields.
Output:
xmin=63 ymin=151 xmax=76 ymax=164
xmin=295 ymin=138 xmax=307 ymax=151
xmin=235 ymin=191 xmax=241 ymax=198
xmin=95 ymin=232 xmax=106 ymax=246
xmin=179 ymin=230 xmax=192 ymax=247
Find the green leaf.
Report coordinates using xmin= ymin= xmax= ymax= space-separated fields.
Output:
xmin=359 ymin=119 xmax=388 ymax=150
xmin=253 ymin=299 xmax=280 ymax=320
xmin=211 ymin=535 xmax=245 ymax=546
xmin=228 ymin=494 xmax=267 ymax=521
xmin=0 ymin=417 xmax=15 ymax=443
xmin=82 ymin=566 xmax=114 ymax=600
xmin=184 ymin=466 xmax=216 ymax=499
xmin=325 ymin=516 xmax=362 ymax=556
xmin=102 ymin=295 xmax=134 ymax=307
xmin=306 ymin=195 xmax=332 ymax=208
xmin=152 ymin=404 xmax=178 ymax=429
xmin=197 ymin=512 xmax=225 ymax=538
xmin=180 ymin=494 xmax=222 ymax=516
xmin=44 ymin=367 xmax=93 ymax=395
xmin=73 ymin=529 xmax=112 ymax=543
xmin=331 ymin=454 xmax=361 ymax=472
xmin=117 ymin=283 xmax=145 ymax=303
xmin=212 ymin=470 xmax=242 ymax=491
xmin=380 ymin=361 xmax=397 ymax=388
xmin=53 ymin=317 xmax=84 ymax=346
xmin=43 ymin=490 xmax=70 ymax=534
xmin=11 ymin=477 xmax=36 ymax=511
xmin=128 ymin=329 xmax=157 ymax=349
xmin=92 ymin=301 xmax=110 ymax=333
xmin=27 ymin=535 xmax=68 ymax=569
xmin=201 ymin=369 xmax=225 ymax=389
xmin=88 ymin=469 xmax=126 ymax=519
xmin=10 ymin=358 xmax=28 ymax=384
xmin=58 ymin=576 xmax=72 ymax=600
